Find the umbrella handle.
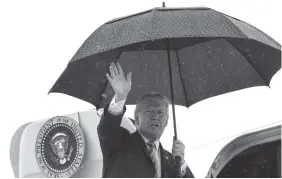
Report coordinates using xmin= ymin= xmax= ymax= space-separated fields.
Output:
xmin=173 ymin=136 xmax=182 ymax=177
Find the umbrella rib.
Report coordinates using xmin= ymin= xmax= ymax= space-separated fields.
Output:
xmin=219 ymin=12 xmax=269 ymax=86
xmin=217 ymin=11 xmax=248 ymax=39
xmin=175 ymin=50 xmax=189 ymax=107
xmin=226 ymin=39 xmax=269 ymax=87
xmin=220 ymin=11 xmax=280 ymax=49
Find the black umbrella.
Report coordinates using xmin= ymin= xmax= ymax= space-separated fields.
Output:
xmin=49 ymin=6 xmax=281 ymax=176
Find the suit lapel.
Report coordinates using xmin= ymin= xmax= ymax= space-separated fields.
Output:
xmin=142 ymin=145 xmax=151 ymax=160
xmin=131 ymin=132 xmax=152 ymax=161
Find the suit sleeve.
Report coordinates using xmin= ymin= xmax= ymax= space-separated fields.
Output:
xmin=97 ymin=102 xmax=127 ymax=156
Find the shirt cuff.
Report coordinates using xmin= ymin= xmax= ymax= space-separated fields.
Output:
xmin=108 ymin=95 xmax=126 ymax=115
xmin=181 ymin=161 xmax=188 ymax=176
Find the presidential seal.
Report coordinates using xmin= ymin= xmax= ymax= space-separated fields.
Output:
xmin=35 ymin=116 xmax=85 ymax=178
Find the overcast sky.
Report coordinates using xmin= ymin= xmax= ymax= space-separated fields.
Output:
xmin=1 ymin=0 xmax=281 ymax=177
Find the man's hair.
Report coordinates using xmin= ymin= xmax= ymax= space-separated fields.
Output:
xmin=134 ymin=92 xmax=170 ymax=119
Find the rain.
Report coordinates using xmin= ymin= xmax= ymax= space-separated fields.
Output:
xmin=1 ymin=0 xmax=281 ymax=178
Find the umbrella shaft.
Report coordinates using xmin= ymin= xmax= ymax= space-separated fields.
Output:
xmin=166 ymin=39 xmax=178 ymax=139
xmin=166 ymin=39 xmax=182 ymax=178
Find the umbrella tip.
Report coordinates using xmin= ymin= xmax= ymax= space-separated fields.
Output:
xmin=162 ymin=2 xmax=166 ymax=7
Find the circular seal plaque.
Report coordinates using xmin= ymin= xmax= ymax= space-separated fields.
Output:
xmin=35 ymin=116 xmax=85 ymax=178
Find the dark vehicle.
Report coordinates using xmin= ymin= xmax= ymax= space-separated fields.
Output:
xmin=206 ymin=125 xmax=281 ymax=178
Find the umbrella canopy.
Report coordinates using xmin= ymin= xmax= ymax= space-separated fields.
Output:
xmin=49 ymin=7 xmax=281 ymax=109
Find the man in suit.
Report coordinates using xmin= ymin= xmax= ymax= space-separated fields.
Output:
xmin=97 ymin=62 xmax=194 ymax=178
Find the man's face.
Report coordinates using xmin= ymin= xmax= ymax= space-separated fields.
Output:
xmin=135 ymin=98 xmax=168 ymax=141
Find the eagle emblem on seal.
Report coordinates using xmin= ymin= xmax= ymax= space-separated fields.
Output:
xmin=49 ymin=132 xmax=73 ymax=165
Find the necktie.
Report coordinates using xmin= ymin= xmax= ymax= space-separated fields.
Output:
xmin=147 ymin=141 xmax=159 ymax=178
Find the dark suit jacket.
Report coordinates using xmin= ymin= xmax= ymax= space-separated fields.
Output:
xmin=97 ymin=104 xmax=194 ymax=178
